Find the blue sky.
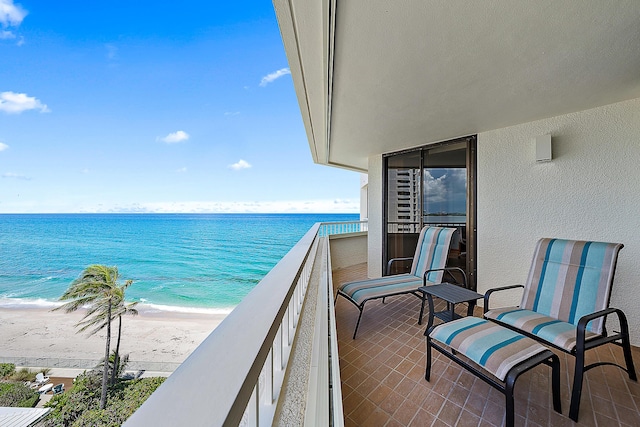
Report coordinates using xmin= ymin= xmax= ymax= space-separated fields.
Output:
xmin=0 ymin=0 xmax=360 ymax=213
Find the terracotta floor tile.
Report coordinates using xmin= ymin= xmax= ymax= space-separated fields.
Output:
xmin=371 ymin=363 xmax=393 ymax=382
xmin=409 ymin=408 xmax=436 ymax=427
xmin=350 ymin=398 xmax=377 ymax=425
xmin=380 ymin=390 xmax=406 ymax=415
xmin=438 ymin=400 xmax=463 ymax=426
xmin=456 ymin=409 xmax=480 ymax=427
xmin=422 ymin=391 xmax=446 ymax=416
xmin=382 ymin=370 xmax=404 ymax=390
xmin=392 ymin=399 xmax=420 ymax=425
xmin=361 ymin=408 xmax=390 ymax=427
xmin=369 ymin=383 xmax=393 ymax=405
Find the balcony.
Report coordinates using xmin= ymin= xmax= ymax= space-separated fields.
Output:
xmin=334 ymin=266 xmax=640 ymax=426
xmin=125 ymin=222 xmax=640 ymax=426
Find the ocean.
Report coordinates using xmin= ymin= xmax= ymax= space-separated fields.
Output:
xmin=0 ymin=213 xmax=358 ymax=313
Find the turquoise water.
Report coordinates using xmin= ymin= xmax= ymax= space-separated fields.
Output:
xmin=0 ymin=213 xmax=358 ymax=313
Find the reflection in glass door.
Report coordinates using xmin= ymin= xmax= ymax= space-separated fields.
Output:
xmin=383 ymin=136 xmax=477 ymax=289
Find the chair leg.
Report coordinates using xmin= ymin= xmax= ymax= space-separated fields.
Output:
xmin=418 ymin=292 xmax=426 ymax=325
xmin=623 ymin=339 xmax=638 ymax=381
xmin=425 ymin=335 xmax=433 ymax=381
xmin=353 ymin=306 xmax=365 ymax=339
xmin=504 ymin=385 xmax=515 ymax=427
xmin=569 ymin=350 xmax=585 ymax=422
xmin=619 ymin=314 xmax=638 ymax=381
xmin=550 ymin=354 xmax=562 ymax=414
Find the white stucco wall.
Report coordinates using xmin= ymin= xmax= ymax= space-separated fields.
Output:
xmin=360 ymin=173 xmax=369 ymax=221
xmin=329 ymin=233 xmax=368 ymax=270
xmin=367 ymin=155 xmax=383 ymax=278
xmin=477 ymin=97 xmax=640 ymax=345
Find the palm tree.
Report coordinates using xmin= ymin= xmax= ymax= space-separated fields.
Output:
xmin=75 ymin=283 xmax=138 ymax=385
xmin=109 ymin=289 xmax=138 ymax=385
xmin=55 ymin=265 xmax=136 ymax=409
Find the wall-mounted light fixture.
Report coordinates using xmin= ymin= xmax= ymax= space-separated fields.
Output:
xmin=535 ymin=134 xmax=552 ymax=162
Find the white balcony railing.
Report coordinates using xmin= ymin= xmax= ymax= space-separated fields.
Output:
xmin=124 ymin=221 xmax=365 ymax=426
xmin=320 ymin=220 xmax=368 ymax=236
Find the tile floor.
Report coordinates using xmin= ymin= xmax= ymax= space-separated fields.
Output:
xmin=333 ymin=264 xmax=640 ymax=426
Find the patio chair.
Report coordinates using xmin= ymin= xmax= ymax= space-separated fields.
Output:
xmin=337 ymin=225 xmax=459 ymax=338
xmin=484 ymin=238 xmax=637 ymax=422
xmin=52 ymin=383 xmax=64 ymax=395
xmin=35 ymin=372 xmax=50 ymax=385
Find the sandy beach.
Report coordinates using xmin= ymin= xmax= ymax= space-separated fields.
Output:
xmin=0 ymin=306 xmax=226 ymax=370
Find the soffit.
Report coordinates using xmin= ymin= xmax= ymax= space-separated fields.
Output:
xmin=275 ymin=0 xmax=640 ymax=171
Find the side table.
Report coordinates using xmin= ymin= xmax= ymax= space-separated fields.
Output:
xmin=418 ymin=283 xmax=483 ymax=332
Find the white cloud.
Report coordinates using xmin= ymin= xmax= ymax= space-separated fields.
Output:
xmin=0 ymin=142 xmax=8 ymax=151
xmin=423 ymin=170 xmax=448 ymax=203
xmin=0 ymin=0 xmax=27 ymax=27
xmin=259 ymin=68 xmax=291 ymax=87
xmin=224 ymin=111 xmax=240 ymax=116
xmin=228 ymin=159 xmax=251 ymax=170
xmin=80 ymin=199 xmax=359 ymax=214
xmin=0 ymin=0 xmax=26 ymax=43
xmin=175 ymin=167 xmax=187 ymax=173
xmin=0 ymin=92 xmax=49 ymax=114
xmin=158 ymin=130 xmax=189 ymax=144
xmin=80 ymin=168 xmax=90 ymax=174
xmin=2 ymin=172 xmax=30 ymax=180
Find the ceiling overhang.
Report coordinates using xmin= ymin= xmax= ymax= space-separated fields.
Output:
xmin=274 ymin=0 xmax=640 ymax=172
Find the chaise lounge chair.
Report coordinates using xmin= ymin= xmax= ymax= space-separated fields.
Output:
xmin=52 ymin=383 xmax=64 ymax=395
xmin=484 ymin=238 xmax=637 ymax=421
xmin=337 ymin=225 xmax=459 ymax=338
xmin=35 ymin=372 xmax=50 ymax=386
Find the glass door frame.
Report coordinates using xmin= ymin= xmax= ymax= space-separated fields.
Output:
xmin=382 ymin=135 xmax=477 ymax=290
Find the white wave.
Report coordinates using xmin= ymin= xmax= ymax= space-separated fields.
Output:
xmin=0 ymin=297 xmax=64 ymax=309
xmin=136 ymin=302 xmax=234 ymax=315
xmin=0 ymin=297 xmax=233 ymax=315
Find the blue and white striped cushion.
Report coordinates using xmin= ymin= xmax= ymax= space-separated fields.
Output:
xmin=429 ymin=317 xmax=548 ymax=381
xmin=411 ymin=226 xmax=456 ymax=283
xmin=484 ymin=307 xmax=597 ymax=351
xmin=338 ymin=226 xmax=455 ymax=306
xmin=521 ymin=238 xmax=622 ymax=334
xmin=339 ymin=275 xmax=424 ymax=306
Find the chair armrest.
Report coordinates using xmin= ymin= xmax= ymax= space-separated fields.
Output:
xmin=483 ymin=284 xmax=524 ymax=314
xmin=423 ymin=267 xmax=468 ymax=288
xmin=577 ymin=307 xmax=629 ymax=342
xmin=386 ymin=257 xmax=413 ymax=275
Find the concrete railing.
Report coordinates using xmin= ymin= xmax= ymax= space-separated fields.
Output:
xmin=124 ymin=221 xmax=365 ymax=426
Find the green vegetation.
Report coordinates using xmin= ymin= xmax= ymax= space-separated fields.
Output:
xmin=0 ymin=363 xmax=15 ymax=378
xmin=55 ymin=265 xmax=138 ymax=409
xmin=41 ymin=371 xmax=164 ymax=427
xmin=0 ymin=364 xmax=52 ymax=408
xmin=0 ymin=381 xmax=39 ymax=407
xmin=5 ymin=367 xmax=51 ymax=382
xmin=9 ymin=368 xmax=34 ymax=382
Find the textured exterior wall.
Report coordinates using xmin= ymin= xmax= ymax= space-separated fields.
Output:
xmin=368 ymin=155 xmax=384 ymax=278
xmin=477 ymin=97 xmax=640 ymax=344
xmin=329 ymin=233 xmax=367 ymax=270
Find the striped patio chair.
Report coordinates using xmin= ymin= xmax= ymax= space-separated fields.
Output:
xmin=484 ymin=238 xmax=637 ymax=422
xmin=337 ymin=226 xmax=459 ymax=339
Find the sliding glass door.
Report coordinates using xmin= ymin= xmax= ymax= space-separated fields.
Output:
xmin=383 ymin=136 xmax=477 ymax=289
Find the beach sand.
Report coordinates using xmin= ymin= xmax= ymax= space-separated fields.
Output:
xmin=0 ymin=306 xmax=226 ymax=370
